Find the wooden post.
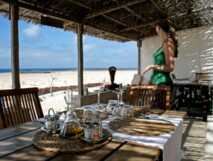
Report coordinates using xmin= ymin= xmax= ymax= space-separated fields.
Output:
xmin=137 ymin=39 xmax=142 ymax=75
xmin=77 ymin=24 xmax=84 ymax=104
xmin=10 ymin=1 xmax=20 ymax=89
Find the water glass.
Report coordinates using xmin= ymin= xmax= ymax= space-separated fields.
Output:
xmin=64 ymin=89 xmax=73 ymax=111
xmin=97 ymin=90 xmax=101 ymax=105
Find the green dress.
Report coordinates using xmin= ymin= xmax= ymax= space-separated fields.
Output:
xmin=150 ymin=47 xmax=173 ymax=85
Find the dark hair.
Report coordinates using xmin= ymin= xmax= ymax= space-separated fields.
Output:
xmin=156 ymin=20 xmax=178 ymax=57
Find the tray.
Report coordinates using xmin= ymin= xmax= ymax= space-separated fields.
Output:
xmin=33 ymin=129 xmax=111 ymax=153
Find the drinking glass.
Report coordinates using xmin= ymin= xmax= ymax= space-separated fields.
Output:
xmin=119 ymin=88 xmax=124 ymax=105
xmin=96 ymin=90 xmax=106 ymax=112
xmin=116 ymin=90 xmax=120 ymax=105
xmin=64 ymin=89 xmax=73 ymax=111
xmin=97 ymin=90 xmax=101 ymax=105
xmin=101 ymin=78 xmax=106 ymax=89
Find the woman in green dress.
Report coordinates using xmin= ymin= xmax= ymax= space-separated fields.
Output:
xmin=141 ymin=20 xmax=178 ymax=85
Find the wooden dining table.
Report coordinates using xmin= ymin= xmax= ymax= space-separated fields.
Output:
xmin=0 ymin=121 xmax=162 ymax=161
xmin=0 ymin=110 xmax=186 ymax=161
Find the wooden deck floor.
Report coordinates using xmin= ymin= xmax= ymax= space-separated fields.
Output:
xmin=181 ymin=118 xmax=207 ymax=161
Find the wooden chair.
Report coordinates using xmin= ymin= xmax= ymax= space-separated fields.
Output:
xmin=173 ymin=83 xmax=210 ymax=121
xmin=0 ymin=88 xmax=43 ymax=128
xmin=126 ymin=85 xmax=171 ymax=110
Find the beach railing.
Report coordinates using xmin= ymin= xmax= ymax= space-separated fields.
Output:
xmin=73 ymin=90 xmax=118 ymax=106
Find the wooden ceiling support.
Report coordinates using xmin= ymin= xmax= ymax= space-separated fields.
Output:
xmin=85 ymin=0 xmax=146 ymax=19
xmin=10 ymin=1 xmax=20 ymax=89
xmin=77 ymin=23 xmax=84 ymax=99
xmin=137 ymin=39 xmax=142 ymax=75
xmin=149 ymin=0 xmax=167 ymax=17
xmin=66 ymin=0 xmax=142 ymax=39
xmin=7 ymin=0 xmax=135 ymax=40
xmin=121 ymin=7 xmax=213 ymax=32
xmin=123 ymin=6 xmax=143 ymax=20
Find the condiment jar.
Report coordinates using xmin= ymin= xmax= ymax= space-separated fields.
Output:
xmin=82 ymin=108 xmax=103 ymax=142
xmin=44 ymin=108 xmax=59 ymax=132
xmin=60 ymin=110 xmax=82 ymax=137
xmin=83 ymin=123 xmax=93 ymax=141
xmin=92 ymin=121 xmax=102 ymax=141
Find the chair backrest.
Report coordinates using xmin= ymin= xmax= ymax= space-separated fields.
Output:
xmin=126 ymin=85 xmax=171 ymax=109
xmin=0 ymin=88 xmax=43 ymax=128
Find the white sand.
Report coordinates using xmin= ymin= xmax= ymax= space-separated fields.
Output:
xmin=0 ymin=70 xmax=137 ymax=115
xmin=0 ymin=70 xmax=136 ymax=90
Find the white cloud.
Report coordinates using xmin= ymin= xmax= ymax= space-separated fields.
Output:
xmin=84 ymin=44 xmax=98 ymax=52
xmin=23 ymin=24 xmax=40 ymax=38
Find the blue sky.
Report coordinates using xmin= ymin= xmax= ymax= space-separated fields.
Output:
xmin=0 ymin=16 xmax=137 ymax=69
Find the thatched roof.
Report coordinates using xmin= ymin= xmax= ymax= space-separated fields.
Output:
xmin=0 ymin=0 xmax=212 ymax=42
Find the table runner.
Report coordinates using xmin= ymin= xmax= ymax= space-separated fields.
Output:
xmin=102 ymin=115 xmax=183 ymax=161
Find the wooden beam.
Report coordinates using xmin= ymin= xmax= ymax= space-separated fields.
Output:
xmin=137 ymin=39 xmax=142 ymax=75
xmin=69 ymin=0 xmax=143 ymax=24
xmin=149 ymin=0 xmax=167 ymax=16
xmin=85 ymin=0 xmax=146 ymax=19
xmin=67 ymin=0 xmax=90 ymax=10
xmin=103 ymin=15 xmax=128 ymax=27
xmin=111 ymin=0 xmax=143 ymax=20
xmin=5 ymin=0 xmax=135 ymax=41
xmin=102 ymin=15 xmax=143 ymax=34
xmin=102 ymin=15 xmax=143 ymax=33
xmin=66 ymin=0 xmax=141 ymax=39
xmin=66 ymin=0 xmax=134 ymax=33
xmin=121 ymin=7 xmax=213 ymax=32
xmin=7 ymin=0 xmax=83 ymax=23
xmin=121 ymin=20 xmax=159 ymax=32
xmin=102 ymin=15 xmax=144 ymax=33
xmin=10 ymin=1 xmax=20 ymax=89
xmin=77 ymin=24 xmax=84 ymax=100
xmin=85 ymin=21 xmax=139 ymax=41
xmin=123 ymin=6 xmax=143 ymax=20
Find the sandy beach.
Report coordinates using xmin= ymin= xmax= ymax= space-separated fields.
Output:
xmin=0 ymin=70 xmax=137 ymax=114
xmin=0 ymin=70 xmax=137 ymax=90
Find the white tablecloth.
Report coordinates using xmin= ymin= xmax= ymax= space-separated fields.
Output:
xmin=102 ymin=116 xmax=183 ymax=161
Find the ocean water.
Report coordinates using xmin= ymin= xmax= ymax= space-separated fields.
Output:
xmin=0 ymin=68 xmax=137 ymax=73
xmin=0 ymin=68 xmax=74 ymax=73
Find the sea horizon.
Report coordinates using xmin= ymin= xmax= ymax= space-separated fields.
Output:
xmin=0 ymin=68 xmax=137 ymax=73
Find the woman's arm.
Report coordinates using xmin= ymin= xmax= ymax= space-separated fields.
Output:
xmin=153 ymin=38 xmax=175 ymax=72
xmin=142 ymin=38 xmax=175 ymax=75
xmin=164 ymin=38 xmax=175 ymax=72
xmin=141 ymin=64 xmax=155 ymax=75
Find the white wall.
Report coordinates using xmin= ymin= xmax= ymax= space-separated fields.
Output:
xmin=141 ymin=26 xmax=213 ymax=80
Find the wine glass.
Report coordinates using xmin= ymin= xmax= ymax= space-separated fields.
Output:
xmin=101 ymin=78 xmax=106 ymax=90
xmin=96 ymin=90 xmax=106 ymax=112
xmin=64 ymin=89 xmax=73 ymax=111
xmin=97 ymin=90 xmax=101 ymax=105
xmin=115 ymin=86 xmax=123 ymax=106
xmin=116 ymin=90 xmax=120 ymax=105
xmin=119 ymin=88 xmax=124 ymax=105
